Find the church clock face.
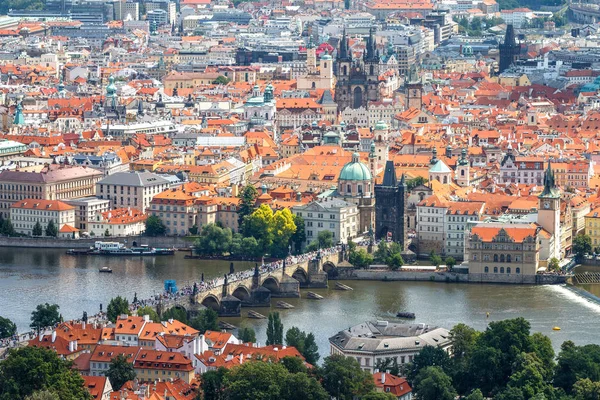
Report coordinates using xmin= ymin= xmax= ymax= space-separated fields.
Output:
xmin=412 ymin=90 xmax=417 ymax=96
xmin=543 ymin=201 xmax=550 ymax=209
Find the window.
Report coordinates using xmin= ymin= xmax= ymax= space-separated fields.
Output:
xmin=516 ymin=267 xmax=520 ymax=274
xmin=484 ymin=266 xmax=489 ymax=273
xmin=507 ymin=267 xmax=511 ymax=274
xmin=500 ymin=254 xmax=505 ymax=262
xmin=507 ymin=254 xmax=511 ymax=262
xmin=494 ymin=267 xmax=498 ymax=273
xmin=493 ymin=254 xmax=498 ymax=262
xmin=500 ymin=267 xmax=504 ymax=273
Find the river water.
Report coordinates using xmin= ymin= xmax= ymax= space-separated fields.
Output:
xmin=1 ymin=248 xmax=599 ymax=357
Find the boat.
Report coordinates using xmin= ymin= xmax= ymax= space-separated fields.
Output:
xmin=66 ymin=249 xmax=90 ymax=255
xmin=99 ymin=267 xmax=113 ymax=273
xmin=396 ymin=312 xmax=416 ymax=319
xmin=86 ymin=242 xmax=175 ymax=256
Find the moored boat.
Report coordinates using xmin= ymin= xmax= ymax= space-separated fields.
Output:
xmin=99 ymin=267 xmax=113 ymax=273
xmin=396 ymin=312 xmax=416 ymax=319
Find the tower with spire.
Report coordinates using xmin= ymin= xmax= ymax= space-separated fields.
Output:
xmin=499 ymin=24 xmax=520 ymax=73
xmin=456 ymin=148 xmax=470 ymax=187
xmin=537 ymin=161 xmax=561 ymax=260
xmin=334 ymin=26 xmax=382 ymax=113
xmin=375 ymin=160 xmax=408 ymax=247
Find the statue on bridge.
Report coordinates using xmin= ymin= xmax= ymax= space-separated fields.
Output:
xmin=192 ymin=282 xmax=198 ymax=295
xmin=201 ymin=272 xmax=204 ymax=282
xmin=230 ymin=262 xmax=235 ymax=274
xmin=254 ymin=264 xmax=259 ymax=277
xmin=224 ymin=273 xmax=228 ymax=285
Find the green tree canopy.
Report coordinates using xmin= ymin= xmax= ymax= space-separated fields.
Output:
xmin=1 ymin=219 xmax=15 ymax=236
xmin=0 ymin=347 xmax=91 ymax=400
xmin=237 ymin=184 xmax=258 ymax=227
xmin=573 ymin=234 xmax=592 ymax=260
xmin=224 ymin=361 xmax=288 ymax=400
xmin=280 ymin=356 xmax=307 ymax=374
xmin=145 ymin=215 xmax=166 ymax=236
xmin=555 ymin=341 xmax=600 ymax=393
xmin=361 ymin=393 xmax=397 ymax=400
xmin=30 ymin=303 xmax=61 ymax=331
xmin=408 ymin=345 xmax=451 ymax=383
xmin=194 ymin=224 xmax=233 ymax=256
xmin=573 ymin=378 xmax=600 ymax=400
xmin=105 ymin=354 xmax=136 ymax=392
xmin=25 ymin=390 xmax=60 ymax=400
xmin=161 ymin=306 xmax=189 ymax=325
xmin=241 ymin=204 xmax=275 ymax=255
xmin=190 ymin=309 xmax=218 ymax=333
xmin=32 ymin=222 xmax=43 ymax=237
xmin=0 ymin=316 xmax=17 ymax=339
xmin=106 ymin=296 xmax=130 ymax=323
xmin=548 ymin=257 xmax=561 ymax=272
xmin=201 ymin=367 xmax=228 ymax=400
xmin=320 ymin=354 xmax=375 ymax=400
xmin=213 ymin=75 xmax=231 ymax=85
xmin=291 ymin=214 xmax=306 ymax=252
xmin=348 ymin=248 xmax=373 ymax=269
xmin=266 ymin=312 xmax=284 ymax=345
xmin=285 ymin=327 xmax=320 ymax=364
xmin=413 ymin=366 xmax=457 ymax=400
xmin=45 ymin=220 xmax=58 ymax=237
xmin=280 ymin=371 xmax=329 ymax=400
xmin=135 ymin=306 xmax=159 ymax=322
xmin=270 ymin=208 xmax=297 ymax=257
xmin=237 ymin=327 xmax=256 ymax=343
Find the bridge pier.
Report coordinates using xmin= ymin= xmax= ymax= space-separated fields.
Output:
xmin=249 ymin=286 xmax=272 ymax=306
xmin=219 ymin=295 xmax=241 ymax=317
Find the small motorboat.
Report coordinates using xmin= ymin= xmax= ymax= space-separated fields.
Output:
xmin=396 ymin=312 xmax=416 ymax=319
xmin=99 ymin=267 xmax=113 ymax=273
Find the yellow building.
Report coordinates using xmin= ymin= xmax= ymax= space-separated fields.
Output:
xmin=585 ymin=207 xmax=600 ymax=250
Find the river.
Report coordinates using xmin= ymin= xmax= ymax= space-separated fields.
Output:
xmin=1 ymin=248 xmax=600 ymax=357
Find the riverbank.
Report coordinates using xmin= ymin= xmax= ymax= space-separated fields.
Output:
xmin=0 ymin=235 xmax=191 ymax=249
xmin=335 ymin=266 xmax=568 ymax=284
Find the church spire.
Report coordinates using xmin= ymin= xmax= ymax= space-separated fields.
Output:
xmin=338 ymin=28 xmax=349 ymax=60
xmin=539 ymin=161 xmax=560 ymax=198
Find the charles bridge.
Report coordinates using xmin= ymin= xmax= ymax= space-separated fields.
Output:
xmin=154 ymin=249 xmax=345 ymax=317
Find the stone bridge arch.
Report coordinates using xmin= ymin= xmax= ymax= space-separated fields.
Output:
xmin=292 ymin=267 xmax=309 ymax=286
xmin=261 ymin=276 xmax=280 ymax=293
xmin=231 ymin=285 xmax=252 ymax=303
xmin=323 ymin=261 xmax=338 ymax=278
xmin=201 ymin=295 xmax=221 ymax=312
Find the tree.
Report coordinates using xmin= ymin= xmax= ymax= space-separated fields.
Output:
xmin=281 ymin=356 xmax=307 ymax=373
xmin=106 ymin=296 xmax=130 ymax=323
xmin=408 ymin=345 xmax=451 ymax=383
xmin=145 ymin=215 xmax=166 ymax=236
xmin=548 ymin=257 xmax=561 ymax=272
xmin=291 ymin=214 xmax=306 ymax=252
xmin=386 ymin=252 xmax=404 ymax=270
xmin=374 ymin=241 xmax=389 ymax=263
xmin=320 ymin=354 xmax=375 ymax=400
xmin=224 ymin=361 xmax=288 ymax=400
xmin=238 ymin=327 xmax=256 ymax=343
xmin=237 ymin=185 xmax=258 ymax=228
xmin=430 ymin=252 xmax=442 ymax=267
xmin=349 ymin=248 xmax=373 ymax=269
xmin=284 ymin=327 xmax=319 ymax=364
xmin=25 ymin=391 xmax=60 ymax=400
xmin=506 ymin=353 xmax=552 ymax=399
xmin=30 ymin=303 xmax=60 ymax=331
xmin=242 ymin=205 xmax=275 ymax=255
xmin=0 ymin=346 xmax=91 ymax=400
xmin=32 ymin=222 xmax=43 ymax=237
xmin=406 ymin=176 xmax=427 ymax=190
xmin=270 ymin=208 xmax=297 ymax=258
xmin=1 ymin=218 xmax=15 ymax=236
xmin=201 ymin=367 xmax=228 ymax=400
xmin=136 ymin=306 xmax=159 ymax=322
xmin=161 ymin=306 xmax=188 ymax=325
xmin=464 ymin=389 xmax=484 ymax=400
xmin=573 ymin=378 xmax=600 ymax=400
xmin=213 ymin=75 xmax=230 ymax=85
xmin=0 ymin=316 xmax=17 ymax=339
xmin=241 ymin=236 xmax=261 ymax=258
xmin=45 ymin=220 xmax=58 ymax=237
xmin=194 ymin=224 xmax=233 ymax=256
xmin=361 ymin=393 xmax=397 ymax=400
xmin=104 ymin=229 xmax=110 ymax=237
xmin=190 ymin=309 xmax=218 ymax=333
xmin=280 ymin=372 xmax=329 ymax=400
xmin=555 ymin=341 xmax=600 ymax=393
xmin=573 ymin=234 xmax=592 ymax=261
xmin=266 ymin=312 xmax=283 ymax=345
xmin=188 ymin=225 xmax=199 ymax=235
xmin=445 ymin=256 xmax=456 ymax=270
xmin=413 ymin=366 xmax=457 ymax=400
xmin=105 ymin=354 xmax=136 ymax=392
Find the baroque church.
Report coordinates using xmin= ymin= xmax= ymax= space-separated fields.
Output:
xmin=334 ymin=28 xmax=383 ymax=113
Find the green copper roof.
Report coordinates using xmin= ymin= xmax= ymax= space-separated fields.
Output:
xmin=539 ymin=161 xmax=560 ymax=199
xmin=429 ymin=159 xmax=451 ymax=173
xmin=374 ymin=120 xmax=388 ymax=130
xmin=339 ymin=153 xmax=372 ymax=181
xmin=13 ymin=102 xmax=24 ymax=125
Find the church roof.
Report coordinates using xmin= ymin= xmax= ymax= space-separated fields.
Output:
xmin=339 ymin=152 xmax=372 ymax=181
xmin=429 ymin=159 xmax=451 ymax=174
xmin=380 ymin=160 xmax=397 ymax=187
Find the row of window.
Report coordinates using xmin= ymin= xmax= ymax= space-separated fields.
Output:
xmin=484 ymin=266 xmax=521 ymax=274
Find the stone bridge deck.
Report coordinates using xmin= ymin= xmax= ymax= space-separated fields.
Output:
xmin=156 ymin=250 xmax=344 ymax=317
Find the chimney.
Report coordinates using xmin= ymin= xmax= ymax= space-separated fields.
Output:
xmin=381 ymin=372 xmax=385 ymax=384
xmin=239 ymin=353 xmax=243 ymax=364
xmin=39 ymin=331 xmax=44 ymax=341
xmin=51 ymin=330 xmax=57 ymax=343
xmin=82 ymin=321 xmax=86 ymax=330
xmin=69 ymin=340 xmax=75 ymax=352
xmin=143 ymin=314 xmax=150 ymax=322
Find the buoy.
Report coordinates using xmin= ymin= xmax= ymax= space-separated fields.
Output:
xmin=486 ymin=312 xmax=490 ymax=318
xmin=553 ymin=326 xmax=561 ymax=331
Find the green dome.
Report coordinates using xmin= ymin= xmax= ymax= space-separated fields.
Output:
xmin=106 ymin=76 xmax=116 ymax=96
xmin=321 ymin=54 xmax=332 ymax=60
xmin=339 ymin=153 xmax=372 ymax=181
xmin=374 ymin=120 xmax=388 ymax=130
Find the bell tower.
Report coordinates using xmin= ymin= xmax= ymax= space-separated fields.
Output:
xmin=537 ymin=161 xmax=561 ymax=259
xmin=405 ymin=64 xmax=422 ymax=110
xmin=456 ymin=148 xmax=470 ymax=187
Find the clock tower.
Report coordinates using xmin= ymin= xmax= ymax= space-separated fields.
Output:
xmin=537 ymin=161 xmax=561 ymax=259
xmin=405 ymin=63 xmax=422 ymax=110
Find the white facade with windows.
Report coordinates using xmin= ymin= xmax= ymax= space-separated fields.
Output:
xmin=292 ymin=198 xmax=359 ymax=246
xmin=96 ymin=171 xmax=170 ymax=211
xmin=10 ymin=199 xmax=75 ymax=236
